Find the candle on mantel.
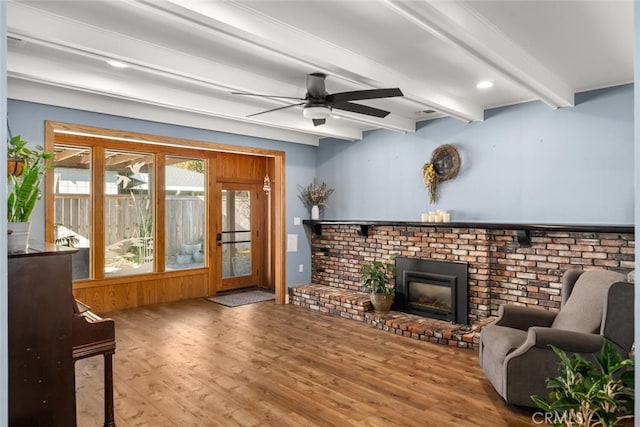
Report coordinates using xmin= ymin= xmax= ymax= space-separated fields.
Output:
xmin=423 ymin=210 xmax=452 ymax=222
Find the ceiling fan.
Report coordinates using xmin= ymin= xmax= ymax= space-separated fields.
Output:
xmin=232 ymin=73 xmax=403 ymax=126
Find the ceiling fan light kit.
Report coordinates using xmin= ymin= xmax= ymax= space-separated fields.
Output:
xmin=303 ymin=105 xmax=331 ymax=119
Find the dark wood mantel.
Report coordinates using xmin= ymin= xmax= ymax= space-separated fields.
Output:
xmin=303 ymin=220 xmax=634 ymax=246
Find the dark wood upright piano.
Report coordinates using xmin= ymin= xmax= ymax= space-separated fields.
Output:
xmin=9 ymin=245 xmax=116 ymax=427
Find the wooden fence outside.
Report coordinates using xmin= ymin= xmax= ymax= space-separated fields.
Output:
xmin=54 ymin=194 xmax=205 ymax=257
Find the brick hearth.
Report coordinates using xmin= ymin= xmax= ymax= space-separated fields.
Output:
xmin=291 ymin=221 xmax=634 ymax=349
xmin=289 ymin=284 xmax=492 ymax=349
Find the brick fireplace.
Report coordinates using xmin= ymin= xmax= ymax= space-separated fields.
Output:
xmin=291 ymin=221 xmax=634 ymax=348
xmin=304 ymin=221 xmax=634 ymax=320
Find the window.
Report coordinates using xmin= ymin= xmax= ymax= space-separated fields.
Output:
xmin=51 ymin=139 xmax=208 ymax=280
xmin=221 ymin=189 xmax=252 ymax=278
xmin=104 ymin=150 xmax=154 ymax=277
xmin=53 ymin=145 xmax=92 ymax=280
xmin=165 ymin=157 xmax=206 ymax=270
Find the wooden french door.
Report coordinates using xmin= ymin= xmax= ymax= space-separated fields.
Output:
xmin=216 ymin=182 xmax=265 ymax=291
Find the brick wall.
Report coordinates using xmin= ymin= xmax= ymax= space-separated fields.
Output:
xmin=309 ymin=224 xmax=634 ymax=322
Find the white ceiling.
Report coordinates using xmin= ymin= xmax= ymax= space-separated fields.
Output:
xmin=6 ymin=0 xmax=634 ymax=146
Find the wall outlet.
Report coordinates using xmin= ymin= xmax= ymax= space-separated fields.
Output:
xmin=293 ymin=217 xmax=301 ymax=225
xmin=299 ymin=264 xmax=304 ymax=273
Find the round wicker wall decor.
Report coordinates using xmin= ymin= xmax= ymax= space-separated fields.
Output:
xmin=422 ymin=144 xmax=461 ymax=204
xmin=430 ymin=144 xmax=461 ymax=181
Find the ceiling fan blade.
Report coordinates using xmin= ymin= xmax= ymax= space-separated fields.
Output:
xmin=326 ymin=88 xmax=403 ymax=103
xmin=306 ymin=73 xmax=327 ymax=98
xmin=231 ymin=92 xmax=305 ymax=101
xmin=332 ymin=102 xmax=390 ymax=118
xmin=246 ymin=102 xmax=305 ymax=118
xmin=312 ymin=118 xmax=326 ymax=127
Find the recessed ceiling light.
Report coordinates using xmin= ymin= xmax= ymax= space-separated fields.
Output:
xmin=476 ymin=80 xmax=494 ymax=89
xmin=105 ymin=59 xmax=129 ymax=69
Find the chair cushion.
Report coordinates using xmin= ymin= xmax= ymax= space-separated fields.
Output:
xmin=551 ymin=269 xmax=626 ymax=333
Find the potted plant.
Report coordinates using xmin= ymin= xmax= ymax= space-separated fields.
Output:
xmin=297 ymin=180 xmax=334 ymax=220
xmin=361 ymin=254 xmax=397 ymax=313
xmin=531 ymin=341 xmax=634 ymax=426
xmin=7 ymin=135 xmax=53 ymax=252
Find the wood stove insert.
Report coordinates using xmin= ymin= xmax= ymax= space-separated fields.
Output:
xmin=394 ymin=257 xmax=468 ymax=325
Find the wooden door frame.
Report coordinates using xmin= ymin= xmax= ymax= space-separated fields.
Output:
xmin=45 ymin=121 xmax=287 ymax=307
xmin=269 ymin=154 xmax=285 ymax=304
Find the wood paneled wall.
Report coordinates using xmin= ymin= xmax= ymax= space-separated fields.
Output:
xmin=216 ymin=152 xmax=266 ymax=182
xmin=73 ymin=271 xmax=210 ymax=313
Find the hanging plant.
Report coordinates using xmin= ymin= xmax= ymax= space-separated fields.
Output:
xmin=7 ymin=135 xmax=53 ymax=222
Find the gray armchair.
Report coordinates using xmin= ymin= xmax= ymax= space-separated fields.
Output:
xmin=479 ymin=269 xmax=634 ymax=408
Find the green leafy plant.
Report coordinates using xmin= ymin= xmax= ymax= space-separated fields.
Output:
xmin=116 ymin=163 xmax=154 ymax=265
xmin=360 ymin=254 xmax=397 ymax=295
xmin=297 ymin=180 xmax=334 ymax=209
xmin=531 ymin=341 xmax=634 ymax=427
xmin=7 ymin=135 xmax=53 ymax=222
xmin=54 ymin=224 xmax=80 ymax=247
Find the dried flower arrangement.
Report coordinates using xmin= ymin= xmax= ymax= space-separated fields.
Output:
xmin=297 ymin=181 xmax=334 ymax=210
xmin=422 ymin=162 xmax=438 ymax=204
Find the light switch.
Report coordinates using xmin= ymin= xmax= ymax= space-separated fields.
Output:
xmin=287 ymin=234 xmax=298 ymax=252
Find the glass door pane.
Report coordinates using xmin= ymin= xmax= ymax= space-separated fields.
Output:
xmin=53 ymin=145 xmax=92 ymax=280
xmin=165 ymin=157 xmax=206 ymax=270
xmin=104 ymin=151 xmax=154 ymax=277
xmin=221 ymin=189 xmax=252 ymax=279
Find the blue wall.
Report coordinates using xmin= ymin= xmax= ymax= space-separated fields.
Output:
xmin=6 ymin=83 xmax=635 ymax=293
xmin=318 ymin=84 xmax=634 ymax=224
xmin=7 ymin=99 xmax=317 ymax=287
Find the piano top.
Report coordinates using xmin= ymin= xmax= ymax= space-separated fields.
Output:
xmin=8 ymin=242 xmax=79 ymax=258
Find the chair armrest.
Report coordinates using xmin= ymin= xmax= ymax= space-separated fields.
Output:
xmin=493 ymin=304 xmax=557 ymax=331
xmin=520 ymin=326 xmax=604 ymax=354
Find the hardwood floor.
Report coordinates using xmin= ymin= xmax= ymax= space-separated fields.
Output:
xmin=75 ymin=299 xmax=534 ymax=426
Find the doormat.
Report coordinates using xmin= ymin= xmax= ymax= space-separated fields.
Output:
xmin=207 ymin=290 xmax=275 ymax=307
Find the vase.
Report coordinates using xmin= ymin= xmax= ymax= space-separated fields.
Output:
xmin=7 ymin=221 xmax=32 ymax=253
xmin=370 ymin=293 xmax=395 ymax=313
xmin=311 ymin=205 xmax=320 ymax=220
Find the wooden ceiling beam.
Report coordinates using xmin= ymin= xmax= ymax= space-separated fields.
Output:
xmin=384 ymin=0 xmax=574 ymax=109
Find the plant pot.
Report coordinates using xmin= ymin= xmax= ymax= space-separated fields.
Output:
xmin=180 ymin=243 xmax=201 ymax=255
xmin=370 ymin=293 xmax=395 ymax=313
xmin=192 ymin=250 xmax=204 ymax=263
xmin=177 ymin=254 xmax=193 ymax=264
xmin=311 ymin=205 xmax=320 ymax=220
xmin=7 ymin=221 xmax=32 ymax=253
xmin=7 ymin=158 xmax=25 ymax=177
